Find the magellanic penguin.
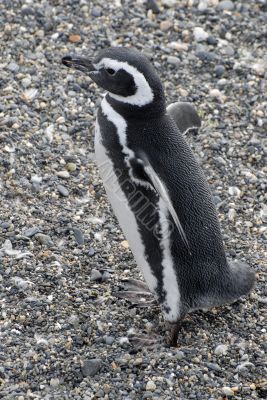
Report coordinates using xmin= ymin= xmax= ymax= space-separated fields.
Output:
xmin=62 ymin=48 xmax=255 ymax=347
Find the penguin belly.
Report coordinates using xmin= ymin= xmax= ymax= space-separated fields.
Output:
xmin=94 ymin=120 xmax=158 ymax=294
xmin=95 ymin=118 xmax=183 ymax=323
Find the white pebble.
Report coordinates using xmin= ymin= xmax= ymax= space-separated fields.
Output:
xmin=193 ymin=27 xmax=209 ymax=42
xmin=228 ymin=186 xmax=241 ymax=198
xmin=146 ymin=380 xmax=156 ymax=391
xmin=222 ymin=387 xmax=235 ymax=396
xmin=228 ymin=208 xmax=236 ymax=221
xmin=215 ymin=344 xmax=228 ymax=355
xmin=45 ymin=124 xmax=54 ymax=143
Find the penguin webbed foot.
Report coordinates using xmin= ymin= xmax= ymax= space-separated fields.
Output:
xmin=129 ymin=333 xmax=165 ymax=350
xmin=114 ymin=278 xmax=157 ymax=308
xmin=166 ymin=322 xmax=182 ymax=347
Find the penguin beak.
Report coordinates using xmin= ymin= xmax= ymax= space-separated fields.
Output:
xmin=61 ymin=55 xmax=96 ymax=74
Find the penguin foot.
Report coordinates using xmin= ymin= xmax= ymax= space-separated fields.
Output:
xmin=128 ymin=334 xmax=165 ymax=349
xmin=115 ymin=278 xmax=157 ymax=307
xmin=166 ymin=320 xmax=184 ymax=347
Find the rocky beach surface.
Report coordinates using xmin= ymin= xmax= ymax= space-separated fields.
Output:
xmin=0 ymin=0 xmax=266 ymax=399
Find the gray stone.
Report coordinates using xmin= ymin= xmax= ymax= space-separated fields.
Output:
xmin=23 ymin=227 xmax=41 ymax=237
xmin=8 ymin=62 xmax=20 ymax=73
xmin=167 ymin=56 xmax=180 ymax=66
xmin=72 ymin=227 xmax=84 ymax=245
xmin=214 ymin=65 xmax=225 ymax=77
xmin=218 ymin=1 xmax=234 ymax=11
xmin=81 ymin=358 xmax=102 ymax=377
xmin=105 ymin=336 xmax=115 ymax=345
xmin=90 ymin=269 xmax=102 ymax=282
xmin=57 ymin=184 xmax=69 ymax=197
xmin=35 ymin=233 xmax=53 ymax=246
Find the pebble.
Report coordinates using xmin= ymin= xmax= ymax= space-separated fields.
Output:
xmin=72 ymin=227 xmax=84 ymax=245
xmin=121 ymin=240 xmax=129 ymax=249
xmin=168 ymin=42 xmax=188 ymax=52
xmin=218 ymin=1 xmax=234 ymax=11
xmin=91 ymin=6 xmax=102 ymax=17
xmin=228 ymin=186 xmax=241 ymax=198
xmin=215 ymin=344 xmax=228 ymax=355
xmin=57 ymin=184 xmax=69 ymax=197
xmin=90 ymin=269 xmax=102 ymax=282
xmin=161 ymin=0 xmax=177 ymax=7
xmin=160 ymin=20 xmax=173 ymax=32
xmin=69 ymin=34 xmax=81 ymax=43
xmin=214 ymin=65 xmax=225 ymax=77
xmin=56 ymin=170 xmax=70 ymax=179
xmin=66 ymin=162 xmax=77 ymax=172
xmin=22 ymin=88 xmax=38 ymax=101
xmin=193 ymin=27 xmax=209 ymax=42
xmin=167 ymin=56 xmax=180 ymax=66
xmin=35 ymin=233 xmax=53 ymax=246
xmin=81 ymin=359 xmax=102 ymax=377
xmin=146 ymin=0 xmax=160 ymax=14
xmin=228 ymin=208 xmax=237 ymax=221
xmin=105 ymin=336 xmax=115 ymax=345
xmin=146 ymin=381 xmax=156 ymax=392
xmin=222 ymin=387 xmax=235 ymax=396
xmin=8 ymin=62 xmax=20 ymax=73
xmin=23 ymin=227 xmax=41 ymax=237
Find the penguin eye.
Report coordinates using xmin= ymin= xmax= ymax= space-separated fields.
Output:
xmin=105 ymin=68 xmax=116 ymax=76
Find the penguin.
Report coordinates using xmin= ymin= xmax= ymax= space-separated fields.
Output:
xmin=62 ymin=48 xmax=255 ymax=347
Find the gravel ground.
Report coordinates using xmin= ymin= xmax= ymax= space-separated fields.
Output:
xmin=0 ymin=0 xmax=266 ymax=399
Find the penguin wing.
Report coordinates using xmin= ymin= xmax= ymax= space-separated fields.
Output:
xmin=166 ymin=102 xmax=201 ymax=135
xmin=135 ymin=152 xmax=191 ymax=254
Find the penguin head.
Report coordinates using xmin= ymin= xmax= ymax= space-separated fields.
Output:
xmin=62 ymin=47 xmax=165 ymax=110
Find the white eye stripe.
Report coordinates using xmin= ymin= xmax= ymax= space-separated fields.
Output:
xmin=94 ymin=57 xmax=154 ymax=107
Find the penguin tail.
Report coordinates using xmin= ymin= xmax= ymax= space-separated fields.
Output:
xmin=227 ymin=259 xmax=255 ymax=301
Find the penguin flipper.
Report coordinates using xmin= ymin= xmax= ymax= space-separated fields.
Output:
xmin=134 ymin=152 xmax=191 ymax=254
xmin=167 ymin=102 xmax=201 ymax=135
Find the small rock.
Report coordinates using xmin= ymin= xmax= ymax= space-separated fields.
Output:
xmin=8 ymin=62 xmax=20 ymax=73
xmin=215 ymin=344 xmax=228 ymax=355
xmin=21 ymin=77 xmax=31 ymax=88
xmin=146 ymin=0 xmax=160 ymax=14
xmin=198 ymin=0 xmax=209 ymax=12
xmin=105 ymin=336 xmax=115 ymax=345
xmin=193 ymin=27 xmax=209 ymax=42
xmin=206 ymin=362 xmax=221 ymax=371
xmin=90 ymin=269 xmax=102 ymax=282
xmin=168 ymin=42 xmax=188 ymax=52
xmin=160 ymin=20 xmax=173 ymax=32
xmin=69 ymin=34 xmax=81 ymax=43
xmin=121 ymin=240 xmax=129 ymax=249
xmin=81 ymin=359 xmax=102 ymax=377
xmin=209 ymin=89 xmax=223 ymax=99
xmin=146 ymin=381 xmax=156 ymax=392
xmin=35 ymin=233 xmax=53 ymax=246
xmin=218 ymin=1 xmax=234 ymax=11
xmin=161 ymin=0 xmax=177 ymax=7
xmin=56 ymin=170 xmax=70 ymax=179
xmin=214 ymin=64 xmax=225 ymax=77
xmin=72 ymin=227 xmax=84 ymax=245
xmin=45 ymin=125 xmax=54 ymax=143
xmin=102 ymin=271 xmax=111 ymax=282
xmin=23 ymin=227 xmax=41 ymax=237
xmin=57 ymin=184 xmax=69 ymax=197
xmin=66 ymin=162 xmax=77 ymax=172
xmin=228 ymin=208 xmax=236 ymax=221
xmin=88 ymin=247 xmax=95 ymax=256
xmin=222 ymin=387 xmax=235 ymax=397
xmin=91 ymin=6 xmax=102 ymax=17
xmin=176 ymin=351 xmax=185 ymax=360
xmin=228 ymin=186 xmax=241 ymax=198
xmin=50 ymin=378 xmax=60 ymax=387
xmin=22 ymin=88 xmax=38 ymax=102
xmin=167 ymin=56 xmax=180 ymax=65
